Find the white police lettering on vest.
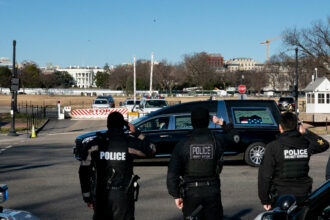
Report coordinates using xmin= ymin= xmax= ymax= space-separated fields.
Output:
xmin=190 ymin=144 xmax=214 ymax=159
xmin=284 ymin=149 xmax=308 ymax=159
xmin=100 ymin=151 xmax=126 ymax=160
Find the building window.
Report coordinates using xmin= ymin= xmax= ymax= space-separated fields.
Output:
xmin=307 ymin=94 xmax=311 ymax=104
xmin=311 ymin=94 xmax=315 ymax=103
xmin=318 ymin=93 xmax=325 ymax=104
xmin=327 ymin=94 xmax=330 ymax=104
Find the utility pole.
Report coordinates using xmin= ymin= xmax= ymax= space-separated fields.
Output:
xmin=133 ymin=56 xmax=136 ymax=104
xmin=295 ymin=48 xmax=299 ymax=116
xmin=149 ymin=52 xmax=154 ymax=96
xmin=8 ymin=40 xmax=18 ymax=136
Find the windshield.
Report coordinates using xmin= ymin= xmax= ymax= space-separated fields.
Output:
xmin=145 ymin=100 xmax=168 ymax=108
xmin=94 ymin=99 xmax=108 ymax=104
xmin=130 ymin=115 xmax=148 ymax=125
xmin=279 ymin=98 xmax=294 ymax=102
xmin=127 ymin=100 xmax=140 ymax=105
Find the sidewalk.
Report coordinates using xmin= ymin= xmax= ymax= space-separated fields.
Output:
xmin=0 ymin=132 xmax=29 ymax=143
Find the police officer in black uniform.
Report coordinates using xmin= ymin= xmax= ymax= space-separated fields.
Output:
xmin=258 ymin=111 xmax=329 ymax=211
xmin=326 ymin=155 xmax=330 ymax=180
xmin=79 ymin=112 xmax=156 ymax=220
xmin=167 ymin=107 xmax=236 ymax=220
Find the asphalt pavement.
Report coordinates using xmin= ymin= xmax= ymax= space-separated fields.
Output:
xmin=0 ymin=119 xmax=329 ymax=220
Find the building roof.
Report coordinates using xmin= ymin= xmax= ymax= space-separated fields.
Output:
xmin=303 ymin=77 xmax=330 ymax=92
xmin=0 ymin=57 xmax=12 ymax=67
xmin=208 ymin=53 xmax=223 ymax=57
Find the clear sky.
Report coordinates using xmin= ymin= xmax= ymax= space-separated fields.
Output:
xmin=0 ymin=0 xmax=329 ymax=68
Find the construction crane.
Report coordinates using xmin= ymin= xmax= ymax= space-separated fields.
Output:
xmin=260 ymin=36 xmax=282 ymax=63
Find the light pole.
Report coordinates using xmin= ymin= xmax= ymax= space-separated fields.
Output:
xmin=294 ymin=48 xmax=299 ymax=116
xmin=8 ymin=40 xmax=18 ymax=136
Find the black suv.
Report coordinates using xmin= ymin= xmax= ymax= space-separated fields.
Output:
xmin=97 ymin=95 xmax=115 ymax=108
xmin=74 ymin=100 xmax=281 ymax=166
xmin=278 ymin=96 xmax=295 ymax=112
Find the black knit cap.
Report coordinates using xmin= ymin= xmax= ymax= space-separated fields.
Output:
xmin=191 ymin=107 xmax=209 ymax=128
xmin=107 ymin=111 xmax=125 ymax=129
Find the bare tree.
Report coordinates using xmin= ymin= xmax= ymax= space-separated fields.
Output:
xmin=109 ymin=65 xmax=132 ymax=93
xmin=244 ymin=70 xmax=267 ymax=94
xmin=183 ymin=52 xmax=216 ymax=89
xmin=283 ymin=17 xmax=330 ymax=75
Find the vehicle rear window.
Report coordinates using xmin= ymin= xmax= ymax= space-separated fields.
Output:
xmin=138 ymin=116 xmax=170 ymax=131
xmin=145 ymin=100 xmax=168 ymax=108
xmin=94 ymin=100 xmax=108 ymax=104
xmin=232 ymin=108 xmax=275 ymax=125
xmin=127 ymin=100 xmax=140 ymax=105
xmin=175 ymin=113 xmax=217 ymax=129
xmin=175 ymin=115 xmax=192 ymax=129
xmin=279 ymin=97 xmax=294 ymax=102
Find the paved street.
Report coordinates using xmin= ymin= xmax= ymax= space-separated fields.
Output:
xmin=0 ymin=119 xmax=329 ymax=220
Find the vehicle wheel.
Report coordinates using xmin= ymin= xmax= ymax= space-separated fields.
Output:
xmin=244 ymin=142 xmax=266 ymax=167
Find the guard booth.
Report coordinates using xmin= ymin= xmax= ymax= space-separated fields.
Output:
xmin=303 ymin=77 xmax=330 ymax=113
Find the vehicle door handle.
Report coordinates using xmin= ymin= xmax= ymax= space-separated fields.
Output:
xmin=160 ymin=135 xmax=171 ymax=138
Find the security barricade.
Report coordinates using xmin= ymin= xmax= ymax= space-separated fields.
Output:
xmin=70 ymin=108 xmax=129 ymax=119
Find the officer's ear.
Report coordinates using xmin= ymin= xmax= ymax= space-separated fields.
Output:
xmin=279 ymin=124 xmax=284 ymax=133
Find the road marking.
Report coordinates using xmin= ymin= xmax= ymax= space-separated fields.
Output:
xmin=47 ymin=131 xmax=85 ymax=136
xmin=0 ymin=145 xmax=13 ymax=154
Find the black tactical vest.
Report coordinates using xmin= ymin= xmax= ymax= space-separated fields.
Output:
xmin=279 ymin=143 xmax=310 ymax=179
xmin=184 ymin=132 xmax=218 ymax=178
xmin=96 ymin=135 xmax=132 ymax=187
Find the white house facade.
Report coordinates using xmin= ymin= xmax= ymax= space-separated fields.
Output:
xmin=225 ymin=58 xmax=263 ymax=72
xmin=56 ymin=66 xmax=105 ymax=88
xmin=303 ymin=77 xmax=330 ymax=113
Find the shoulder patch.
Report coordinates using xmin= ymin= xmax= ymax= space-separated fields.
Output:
xmin=317 ymin=139 xmax=325 ymax=145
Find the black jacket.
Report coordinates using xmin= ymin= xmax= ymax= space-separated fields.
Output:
xmin=167 ymin=127 xmax=234 ymax=198
xmin=79 ymin=128 xmax=153 ymax=203
xmin=258 ymin=130 xmax=329 ymax=205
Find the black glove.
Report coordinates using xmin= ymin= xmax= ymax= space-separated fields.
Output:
xmin=83 ymin=196 xmax=93 ymax=203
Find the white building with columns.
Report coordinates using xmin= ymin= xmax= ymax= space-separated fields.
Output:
xmin=225 ymin=58 xmax=263 ymax=71
xmin=56 ymin=66 xmax=105 ymax=88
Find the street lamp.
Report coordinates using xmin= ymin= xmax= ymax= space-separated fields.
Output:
xmin=8 ymin=40 xmax=18 ymax=136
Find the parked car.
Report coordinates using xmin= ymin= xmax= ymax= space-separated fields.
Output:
xmin=92 ymin=98 xmax=111 ymax=109
xmin=96 ymin=96 xmax=115 ymax=108
xmin=255 ymin=180 xmax=330 ymax=220
xmin=74 ymin=100 xmax=281 ymax=167
xmin=138 ymin=98 xmax=168 ymax=115
xmin=0 ymin=184 xmax=39 ymax=220
xmin=278 ymin=96 xmax=295 ymax=112
xmin=122 ymin=99 xmax=140 ymax=112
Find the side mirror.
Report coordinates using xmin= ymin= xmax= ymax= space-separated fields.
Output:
xmin=277 ymin=194 xmax=296 ymax=211
xmin=0 ymin=184 xmax=8 ymax=203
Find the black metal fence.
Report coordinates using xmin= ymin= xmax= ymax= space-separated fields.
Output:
xmin=25 ymin=105 xmax=47 ymax=135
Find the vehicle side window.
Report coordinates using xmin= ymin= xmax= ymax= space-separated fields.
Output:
xmin=175 ymin=115 xmax=192 ymax=129
xmin=232 ymin=108 xmax=275 ymax=125
xmin=138 ymin=117 xmax=170 ymax=131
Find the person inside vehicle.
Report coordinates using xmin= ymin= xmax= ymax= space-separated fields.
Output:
xmin=159 ymin=117 xmax=169 ymax=130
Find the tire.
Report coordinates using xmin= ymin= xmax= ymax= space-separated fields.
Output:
xmin=244 ymin=142 xmax=266 ymax=167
